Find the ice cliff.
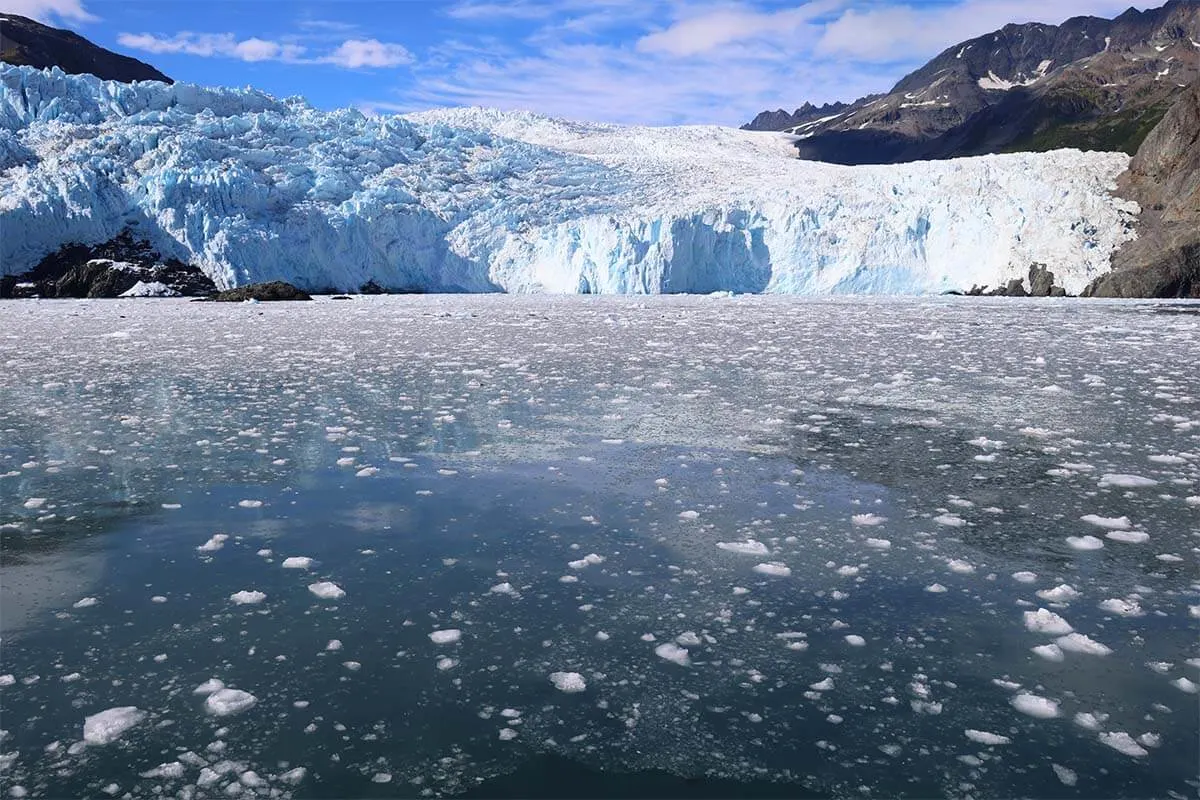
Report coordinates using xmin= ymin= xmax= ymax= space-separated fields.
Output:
xmin=0 ymin=65 xmax=1139 ymax=294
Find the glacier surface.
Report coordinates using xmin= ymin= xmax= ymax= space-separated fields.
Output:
xmin=0 ymin=65 xmax=1139 ymax=294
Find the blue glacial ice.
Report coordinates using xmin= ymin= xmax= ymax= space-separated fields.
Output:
xmin=0 ymin=65 xmax=1139 ymax=294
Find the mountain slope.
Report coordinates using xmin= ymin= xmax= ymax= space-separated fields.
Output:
xmin=0 ymin=65 xmax=1136 ymax=296
xmin=1084 ymin=78 xmax=1200 ymax=297
xmin=0 ymin=13 xmax=170 ymax=83
xmin=744 ymin=0 xmax=1199 ymax=165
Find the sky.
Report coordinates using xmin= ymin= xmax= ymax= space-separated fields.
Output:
xmin=3 ymin=0 xmax=1149 ymax=125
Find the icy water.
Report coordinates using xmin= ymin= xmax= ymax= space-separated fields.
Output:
xmin=0 ymin=295 xmax=1197 ymax=800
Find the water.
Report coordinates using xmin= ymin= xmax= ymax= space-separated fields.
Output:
xmin=0 ymin=295 xmax=1197 ymax=799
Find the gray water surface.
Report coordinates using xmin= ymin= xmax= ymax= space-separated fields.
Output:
xmin=1 ymin=295 xmax=1197 ymax=799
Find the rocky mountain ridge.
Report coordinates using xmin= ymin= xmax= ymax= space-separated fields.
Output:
xmin=744 ymin=1 xmax=1200 ymax=165
xmin=0 ymin=13 xmax=170 ymax=83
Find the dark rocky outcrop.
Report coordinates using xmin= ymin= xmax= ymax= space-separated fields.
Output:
xmin=966 ymin=264 xmax=1069 ymax=297
xmin=743 ymin=1 xmax=1199 ymax=165
xmin=1084 ymin=78 xmax=1200 ymax=297
xmin=0 ymin=230 xmax=215 ymax=298
xmin=0 ymin=13 xmax=170 ymax=83
xmin=208 ymin=282 xmax=313 ymax=302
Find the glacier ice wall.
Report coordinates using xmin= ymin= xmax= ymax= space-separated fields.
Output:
xmin=0 ymin=65 xmax=1139 ymax=294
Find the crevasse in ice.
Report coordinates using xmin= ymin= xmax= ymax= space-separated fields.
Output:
xmin=0 ymin=65 xmax=1138 ymax=293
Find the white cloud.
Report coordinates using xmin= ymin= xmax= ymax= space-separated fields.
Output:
xmin=0 ymin=0 xmax=95 ymax=23
xmin=816 ymin=0 xmax=1135 ymax=61
xmin=637 ymin=0 xmax=843 ymax=57
xmin=323 ymin=39 xmax=414 ymax=68
xmin=117 ymin=32 xmax=411 ymax=69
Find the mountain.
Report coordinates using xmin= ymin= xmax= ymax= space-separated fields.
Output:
xmin=742 ymin=0 xmax=1200 ymax=165
xmin=1084 ymin=77 xmax=1200 ymax=296
xmin=0 ymin=13 xmax=170 ymax=83
xmin=0 ymin=65 xmax=1135 ymax=296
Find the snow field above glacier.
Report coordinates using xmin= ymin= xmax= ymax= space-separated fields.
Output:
xmin=1 ymin=66 xmax=1137 ymax=294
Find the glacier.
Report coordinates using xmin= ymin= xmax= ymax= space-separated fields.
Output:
xmin=0 ymin=65 xmax=1139 ymax=294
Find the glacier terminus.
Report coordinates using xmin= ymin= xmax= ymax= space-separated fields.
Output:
xmin=1 ymin=65 xmax=1139 ymax=295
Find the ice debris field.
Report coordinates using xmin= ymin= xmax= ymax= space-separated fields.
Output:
xmin=1 ymin=65 xmax=1137 ymax=295
xmin=0 ymin=295 xmax=1197 ymax=799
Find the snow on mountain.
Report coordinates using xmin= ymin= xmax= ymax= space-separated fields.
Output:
xmin=1 ymin=65 xmax=1138 ymax=294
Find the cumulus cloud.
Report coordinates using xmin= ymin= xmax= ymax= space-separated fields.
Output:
xmin=323 ymin=39 xmax=414 ymax=68
xmin=117 ymin=31 xmax=412 ymax=69
xmin=116 ymin=32 xmax=306 ymax=62
xmin=0 ymin=0 xmax=95 ymax=23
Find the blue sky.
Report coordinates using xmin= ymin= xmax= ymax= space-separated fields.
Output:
xmin=4 ymin=0 xmax=1145 ymax=125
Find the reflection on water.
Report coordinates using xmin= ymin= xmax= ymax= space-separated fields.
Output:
xmin=0 ymin=296 xmax=1196 ymax=799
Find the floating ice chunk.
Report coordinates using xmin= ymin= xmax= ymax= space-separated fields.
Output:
xmin=489 ymin=582 xmax=516 ymax=596
xmin=1106 ymin=530 xmax=1150 ymax=544
xmin=1080 ymin=514 xmax=1131 ymax=530
xmin=192 ymin=679 xmax=225 ymax=695
xmin=1098 ymin=474 xmax=1158 ymax=489
xmin=1148 ymin=454 xmax=1186 ymax=465
xmin=1024 ymin=608 xmax=1073 ymax=635
xmin=343 ymin=661 xmax=361 ymax=671
xmin=716 ymin=540 xmax=770 ymax=556
xmin=675 ymin=631 xmax=702 ymax=647
xmin=864 ymin=538 xmax=891 ymax=549
xmin=1099 ymin=598 xmax=1143 ymax=617
xmin=307 ymin=582 xmax=345 ymax=600
xmin=436 ymin=657 xmax=458 ymax=670
xmin=204 ymin=689 xmax=257 ymax=716
xmin=946 ymin=559 xmax=975 ymax=574
xmin=678 ymin=510 xmax=700 ymax=521
xmin=1036 ymin=584 xmax=1080 ymax=603
xmin=753 ymin=562 xmax=791 ymax=577
xmin=568 ymin=553 xmax=606 ymax=569
xmin=1137 ymin=732 xmax=1161 ymax=748
xmin=925 ymin=583 xmax=948 ymax=593
xmin=851 ymin=514 xmax=887 ymax=526
xmin=275 ymin=767 xmax=307 ymax=786
xmin=844 ymin=635 xmax=866 ymax=647
xmin=810 ymin=677 xmax=834 ymax=691
xmin=965 ymin=729 xmax=1011 ymax=745
xmin=1011 ymin=693 xmax=1059 ymax=718
xmin=140 ymin=762 xmax=186 ymax=779
xmin=1098 ymin=731 xmax=1148 ymax=757
xmin=1012 ymin=571 xmax=1037 ymax=583
xmin=1065 ymin=535 xmax=1104 ymax=551
xmin=934 ymin=514 xmax=966 ymax=527
xmin=1032 ymin=644 xmax=1064 ymax=662
xmin=73 ymin=597 xmax=98 ymax=609
xmin=282 ymin=556 xmax=313 ymax=569
xmin=655 ymin=642 xmax=692 ymax=666
xmin=229 ymin=590 xmax=266 ymax=605
xmin=1171 ymin=677 xmax=1199 ymax=694
xmin=83 ymin=707 xmax=146 ymax=745
xmin=237 ymin=499 xmax=264 ymax=508
xmin=355 ymin=467 xmax=378 ymax=478
xmin=1073 ymin=711 xmax=1107 ymax=730
xmin=197 ymin=534 xmax=229 ymax=552
xmin=429 ymin=629 xmax=462 ymax=645
xmin=1052 ymin=764 xmax=1077 ymax=787
xmin=549 ymin=672 xmax=587 ymax=692
xmin=326 ymin=639 xmax=342 ymax=651
xmin=499 ymin=727 xmax=518 ymax=740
